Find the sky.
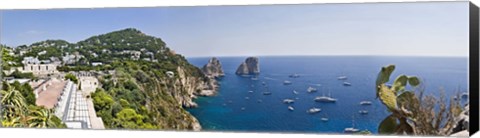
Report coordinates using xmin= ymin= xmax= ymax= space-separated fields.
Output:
xmin=0 ymin=2 xmax=469 ymax=57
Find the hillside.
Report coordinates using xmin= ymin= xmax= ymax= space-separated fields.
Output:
xmin=12 ymin=28 xmax=218 ymax=130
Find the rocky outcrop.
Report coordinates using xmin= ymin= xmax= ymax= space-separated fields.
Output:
xmin=235 ymin=57 xmax=260 ymax=75
xmin=202 ymin=57 xmax=224 ymax=78
xmin=450 ymin=104 xmax=469 ymax=137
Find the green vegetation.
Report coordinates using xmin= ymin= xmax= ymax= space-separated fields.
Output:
xmin=8 ymin=69 xmax=36 ymax=80
xmin=1 ymin=83 xmax=66 ymax=128
xmin=64 ymin=73 xmax=78 ymax=84
xmin=376 ymin=65 xmax=461 ymax=136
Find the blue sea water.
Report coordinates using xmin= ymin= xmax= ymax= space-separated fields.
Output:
xmin=186 ymin=56 xmax=468 ymax=134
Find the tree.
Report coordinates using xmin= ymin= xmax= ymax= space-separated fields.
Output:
xmin=64 ymin=73 xmax=78 ymax=84
xmin=27 ymin=106 xmax=58 ymax=128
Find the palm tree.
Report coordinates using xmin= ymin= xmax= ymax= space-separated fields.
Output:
xmin=1 ymin=84 xmax=28 ymax=123
xmin=27 ymin=107 xmax=58 ymax=128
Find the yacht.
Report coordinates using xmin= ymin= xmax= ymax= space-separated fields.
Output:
xmin=307 ymin=87 xmax=318 ymax=93
xmin=343 ymin=82 xmax=352 ymax=86
xmin=289 ymin=73 xmax=300 ymax=78
xmin=283 ymin=99 xmax=295 ymax=104
xmin=360 ymin=101 xmax=372 ymax=105
xmin=337 ymin=75 xmax=348 ymax=80
xmin=307 ymin=107 xmax=321 ymax=114
xmin=293 ymin=90 xmax=299 ymax=94
xmin=288 ymin=106 xmax=295 ymax=111
xmin=359 ymin=110 xmax=368 ymax=115
xmin=314 ymin=92 xmax=337 ymax=103
xmin=248 ymin=90 xmax=254 ymax=93
xmin=283 ymin=80 xmax=292 ymax=85
xmin=344 ymin=116 xmax=360 ymax=133
xmin=321 ymin=117 xmax=329 ymax=122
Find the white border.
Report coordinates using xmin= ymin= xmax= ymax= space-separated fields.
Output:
xmin=0 ymin=0 xmax=476 ymax=138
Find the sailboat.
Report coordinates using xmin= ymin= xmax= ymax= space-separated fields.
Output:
xmin=314 ymin=89 xmax=337 ymax=103
xmin=344 ymin=115 xmax=360 ymax=133
xmin=321 ymin=114 xmax=329 ymax=122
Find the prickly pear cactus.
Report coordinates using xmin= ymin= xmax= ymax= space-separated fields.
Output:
xmin=375 ymin=65 xmax=420 ymax=135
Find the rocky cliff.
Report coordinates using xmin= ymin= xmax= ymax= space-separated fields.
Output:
xmin=235 ymin=57 xmax=260 ymax=75
xmin=201 ymin=57 xmax=224 ymax=78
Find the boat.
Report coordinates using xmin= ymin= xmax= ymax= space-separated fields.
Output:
xmin=257 ymin=99 xmax=263 ymax=103
xmin=248 ymin=90 xmax=254 ymax=93
xmin=288 ymin=106 xmax=295 ymax=111
xmin=263 ymin=92 xmax=272 ymax=95
xmin=241 ymin=107 xmax=246 ymax=111
xmin=307 ymin=87 xmax=318 ymax=93
xmin=245 ymin=97 xmax=250 ymax=100
xmin=262 ymin=81 xmax=267 ymax=86
xmin=307 ymin=107 xmax=321 ymax=114
xmin=321 ymin=117 xmax=329 ymax=122
xmin=283 ymin=99 xmax=295 ymax=104
xmin=359 ymin=110 xmax=368 ymax=115
xmin=283 ymin=80 xmax=292 ymax=85
xmin=293 ymin=90 xmax=299 ymax=94
xmin=289 ymin=73 xmax=300 ymax=78
xmin=344 ymin=116 xmax=360 ymax=133
xmin=360 ymin=101 xmax=372 ymax=105
xmin=314 ymin=91 xmax=337 ymax=103
xmin=343 ymin=82 xmax=352 ymax=86
xmin=344 ymin=127 xmax=360 ymax=133
xmin=337 ymin=75 xmax=348 ymax=80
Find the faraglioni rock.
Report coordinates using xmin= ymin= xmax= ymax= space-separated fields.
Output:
xmin=235 ymin=57 xmax=260 ymax=75
xmin=202 ymin=57 xmax=224 ymax=78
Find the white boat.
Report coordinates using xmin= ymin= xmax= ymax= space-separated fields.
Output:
xmin=344 ymin=127 xmax=360 ymax=133
xmin=343 ymin=82 xmax=352 ymax=86
xmin=337 ymin=75 xmax=348 ymax=80
xmin=344 ymin=116 xmax=360 ymax=133
xmin=283 ymin=80 xmax=292 ymax=85
xmin=293 ymin=90 xmax=299 ymax=94
xmin=321 ymin=117 xmax=329 ymax=122
xmin=283 ymin=99 xmax=295 ymax=104
xmin=288 ymin=106 xmax=294 ymax=111
xmin=289 ymin=73 xmax=300 ymax=78
xmin=248 ymin=90 xmax=254 ymax=93
xmin=263 ymin=92 xmax=272 ymax=95
xmin=307 ymin=87 xmax=318 ymax=93
xmin=359 ymin=101 xmax=372 ymax=105
xmin=314 ymin=92 xmax=337 ymax=103
xmin=359 ymin=110 xmax=368 ymax=115
xmin=307 ymin=107 xmax=321 ymax=114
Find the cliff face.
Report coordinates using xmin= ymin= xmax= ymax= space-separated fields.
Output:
xmin=201 ymin=57 xmax=224 ymax=78
xmin=236 ymin=57 xmax=260 ymax=75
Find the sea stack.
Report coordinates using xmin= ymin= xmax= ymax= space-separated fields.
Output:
xmin=235 ymin=57 xmax=260 ymax=75
xmin=202 ymin=57 xmax=224 ymax=78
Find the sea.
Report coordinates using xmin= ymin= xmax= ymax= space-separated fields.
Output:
xmin=186 ymin=56 xmax=468 ymax=134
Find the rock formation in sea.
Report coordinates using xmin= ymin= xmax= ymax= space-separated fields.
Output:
xmin=235 ymin=57 xmax=260 ymax=75
xmin=202 ymin=57 xmax=224 ymax=78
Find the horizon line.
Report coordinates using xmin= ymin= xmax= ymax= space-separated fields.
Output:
xmin=186 ymin=54 xmax=469 ymax=58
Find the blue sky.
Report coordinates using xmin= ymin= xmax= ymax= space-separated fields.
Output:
xmin=0 ymin=2 xmax=469 ymax=57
